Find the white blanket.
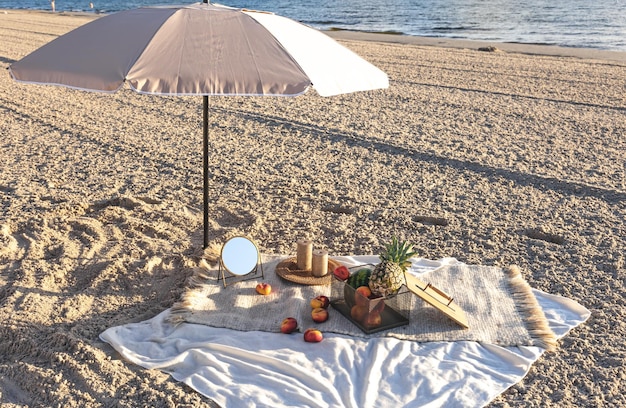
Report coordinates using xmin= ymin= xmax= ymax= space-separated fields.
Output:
xmin=100 ymin=257 xmax=589 ymax=407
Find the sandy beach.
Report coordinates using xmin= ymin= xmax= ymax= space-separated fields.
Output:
xmin=1 ymin=9 xmax=624 ymax=407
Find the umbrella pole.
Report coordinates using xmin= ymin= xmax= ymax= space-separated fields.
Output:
xmin=203 ymin=95 xmax=209 ymax=249
xmin=203 ymin=0 xmax=209 ymax=248
xmin=203 ymin=0 xmax=211 ymax=248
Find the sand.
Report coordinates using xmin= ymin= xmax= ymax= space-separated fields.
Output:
xmin=1 ymin=9 xmax=624 ymax=407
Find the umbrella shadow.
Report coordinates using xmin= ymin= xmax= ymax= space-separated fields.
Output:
xmin=217 ymin=106 xmax=626 ymax=205
xmin=3 ymin=90 xmax=622 ymax=206
xmin=1 ymin=55 xmax=17 ymax=65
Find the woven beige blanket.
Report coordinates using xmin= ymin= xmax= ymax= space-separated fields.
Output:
xmin=169 ymin=256 xmax=556 ymax=350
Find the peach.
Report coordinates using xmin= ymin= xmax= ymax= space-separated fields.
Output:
xmin=256 ymin=282 xmax=272 ymax=295
xmin=350 ymin=305 xmax=368 ymax=323
xmin=280 ymin=317 xmax=298 ymax=334
xmin=303 ymin=328 xmax=323 ymax=342
xmin=354 ymin=286 xmax=372 ymax=307
xmin=310 ymin=295 xmax=330 ymax=309
xmin=363 ymin=312 xmax=382 ymax=329
xmin=332 ymin=265 xmax=350 ymax=281
xmin=311 ymin=307 xmax=329 ymax=323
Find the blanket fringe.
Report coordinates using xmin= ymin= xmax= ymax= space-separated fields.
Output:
xmin=505 ymin=265 xmax=558 ymax=351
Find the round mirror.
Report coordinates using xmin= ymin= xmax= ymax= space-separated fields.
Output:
xmin=220 ymin=236 xmax=259 ymax=276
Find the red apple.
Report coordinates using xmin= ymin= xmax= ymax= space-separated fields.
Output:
xmin=303 ymin=328 xmax=323 ymax=342
xmin=332 ymin=265 xmax=350 ymax=281
xmin=310 ymin=295 xmax=330 ymax=309
xmin=354 ymin=286 xmax=372 ymax=307
xmin=311 ymin=307 xmax=329 ymax=323
xmin=256 ymin=282 xmax=272 ymax=295
xmin=280 ymin=317 xmax=298 ymax=334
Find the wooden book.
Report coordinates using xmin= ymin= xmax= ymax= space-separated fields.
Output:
xmin=404 ymin=272 xmax=469 ymax=329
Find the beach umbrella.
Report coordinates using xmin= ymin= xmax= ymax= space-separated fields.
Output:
xmin=8 ymin=1 xmax=389 ymax=248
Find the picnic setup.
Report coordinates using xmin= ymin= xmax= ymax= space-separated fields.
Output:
xmin=100 ymin=236 xmax=589 ymax=407
xmin=5 ymin=2 xmax=592 ymax=406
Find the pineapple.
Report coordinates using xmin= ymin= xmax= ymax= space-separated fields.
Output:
xmin=368 ymin=237 xmax=416 ymax=297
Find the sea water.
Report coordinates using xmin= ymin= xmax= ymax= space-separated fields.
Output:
xmin=1 ymin=0 xmax=625 ymax=51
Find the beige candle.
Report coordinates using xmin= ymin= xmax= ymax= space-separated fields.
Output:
xmin=311 ymin=249 xmax=328 ymax=277
xmin=296 ymin=239 xmax=313 ymax=271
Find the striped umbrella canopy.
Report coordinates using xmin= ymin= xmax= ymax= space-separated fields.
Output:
xmin=9 ymin=2 xmax=389 ymax=248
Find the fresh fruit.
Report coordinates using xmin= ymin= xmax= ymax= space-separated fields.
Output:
xmin=363 ymin=312 xmax=382 ymax=329
xmin=256 ymin=282 xmax=272 ymax=295
xmin=350 ymin=305 xmax=368 ymax=322
xmin=369 ymin=237 xmax=416 ymax=297
xmin=332 ymin=265 xmax=350 ymax=281
xmin=354 ymin=286 xmax=372 ymax=307
xmin=310 ymin=295 xmax=330 ymax=309
xmin=303 ymin=328 xmax=323 ymax=342
xmin=311 ymin=307 xmax=329 ymax=323
xmin=280 ymin=317 xmax=298 ymax=334
xmin=347 ymin=268 xmax=371 ymax=288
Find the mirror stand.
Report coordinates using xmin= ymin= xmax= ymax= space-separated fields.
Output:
xmin=218 ymin=259 xmax=264 ymax=287
xmin=218 ymin=236 xmax=265 ymax=288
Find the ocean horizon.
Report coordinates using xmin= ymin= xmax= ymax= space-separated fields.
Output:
xmin=1 ymin=0 xmax=625 ymax=52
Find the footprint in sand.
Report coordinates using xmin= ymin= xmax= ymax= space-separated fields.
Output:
xmin=524 ymin=228 xmax=565 ymax=245
xmin=0 ymin=224 xmax=19 ymax=258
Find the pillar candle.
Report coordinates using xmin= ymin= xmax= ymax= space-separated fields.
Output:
xmin=311 ymin=249 xmax=328 ymax=277
xmin=296 ymin=239 xmax=313 ymax=271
